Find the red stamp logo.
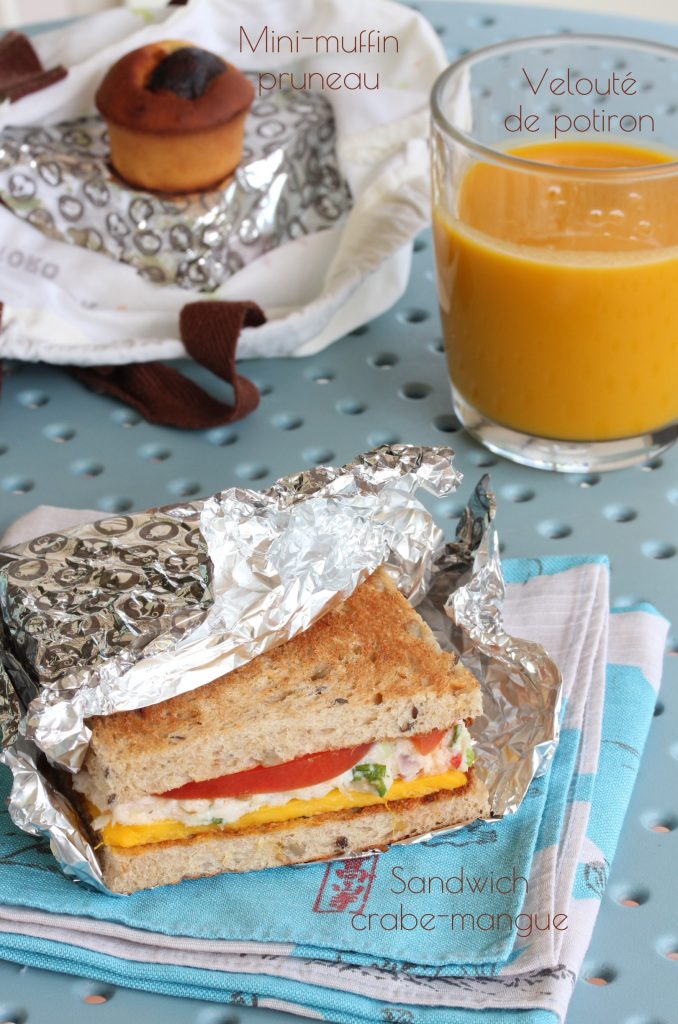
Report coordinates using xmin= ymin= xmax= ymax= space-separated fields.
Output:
xmin=312 ymin=856 xmax=378 ymax=914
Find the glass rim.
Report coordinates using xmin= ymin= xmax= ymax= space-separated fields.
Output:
xmin=430 ymin=32 xmax=678 ymax=178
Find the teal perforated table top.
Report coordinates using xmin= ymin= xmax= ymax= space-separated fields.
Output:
xmin=1 ymin=3 xmax=677 ymax=1023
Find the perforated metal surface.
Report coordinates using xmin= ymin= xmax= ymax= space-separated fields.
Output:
xmin=0 ymin=2 xmax=677 ymax=1023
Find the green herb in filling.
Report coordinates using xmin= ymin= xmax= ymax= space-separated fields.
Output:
xmin=352 ymin=763 xmax=388 ymax=797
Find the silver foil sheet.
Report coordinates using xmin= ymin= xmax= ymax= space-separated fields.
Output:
xmin=0 ymin=660 xmax=20 ymax=750
xmin=0 ymin=78 xmax=352 ymax=292
xmin=0 ymin=445 xmax=561 ymax=893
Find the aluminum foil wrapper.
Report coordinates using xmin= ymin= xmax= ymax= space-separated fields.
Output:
xmin=0 ymin=445 xmax=561 ymax=893
xmin=0 ymin=660 xmax=21 ymax=750
xmin=1 ymin=740 xmax=104 ymax=888
xmin=0 ymin=79 xmax=351 ymax=292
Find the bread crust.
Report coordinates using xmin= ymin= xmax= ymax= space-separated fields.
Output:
xmin=99 ymin=771 xmax=490 ymax=893
xmin=82 ymin=568 xmax=482 ymax=803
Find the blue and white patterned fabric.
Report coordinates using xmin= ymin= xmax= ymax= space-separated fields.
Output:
xmin=0 ymin=556 xmax=667 ymax=1023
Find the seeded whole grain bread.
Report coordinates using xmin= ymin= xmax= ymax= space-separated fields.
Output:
xmin=81 ymin=566 xmax=482 ymax=805
xmin=100 ymin=771 xmax=489 ymax=893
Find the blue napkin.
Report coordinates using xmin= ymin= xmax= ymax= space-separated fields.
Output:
xmin=0 ymin=556 xmax=667 ymax=1022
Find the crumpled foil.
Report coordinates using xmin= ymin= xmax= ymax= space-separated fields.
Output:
xmin=0 ymin=78 xmax=352 ymax=292
xmin=1 ymin=739 xmax=104 ymax=888
xmin=431 ymin=480 xmax=562 ymax=818
xmin=0 ymin=660 xmax=20 ymax=750
xmin=0 ymin=445 xmax=561 ymax=893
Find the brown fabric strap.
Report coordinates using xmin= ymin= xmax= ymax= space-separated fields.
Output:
xmin=0 ymin=31 xmax=42 ymax=81
xmin=73 ymin=300 xmax=264 ymax=429
xmin=0 ymin=31 xmax=67 ymax=102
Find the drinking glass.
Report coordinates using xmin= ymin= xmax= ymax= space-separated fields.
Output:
xmin=431 ymin=35 xmax=678 ymax=471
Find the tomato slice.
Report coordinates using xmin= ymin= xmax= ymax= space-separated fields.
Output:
xmin=159 ymin=742 xmax=373 ymax=800
xmin=411 ymin=728 xmax=448 ymax=756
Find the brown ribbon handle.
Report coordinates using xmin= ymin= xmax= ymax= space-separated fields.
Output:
xmin=73 ymin=300 xmax=264 ymax=429
xmin=0 ymin=31 xmax=66 ymax=101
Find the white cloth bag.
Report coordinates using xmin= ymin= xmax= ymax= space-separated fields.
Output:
xmin=0 ymin=0 xmax=446 ymax=364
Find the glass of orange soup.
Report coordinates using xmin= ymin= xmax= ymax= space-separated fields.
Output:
xmin=431 ymin=36 xmax=678 ymax=471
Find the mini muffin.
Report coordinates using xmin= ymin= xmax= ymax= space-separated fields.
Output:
xmin=95 ymin=40 xmax=254 ymax=193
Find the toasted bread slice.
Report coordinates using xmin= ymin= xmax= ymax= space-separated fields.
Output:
xmin=99 ymin=770 xmax=489 ymax=893
xmin=82 ymin=567 xmax=480 ymax=804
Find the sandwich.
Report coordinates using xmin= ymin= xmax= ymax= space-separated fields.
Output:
xmin=71 ymin=566 xmax=489 ymax=893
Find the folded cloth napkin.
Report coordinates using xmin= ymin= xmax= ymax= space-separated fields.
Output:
xmin=0 ymin=0 xmax=444 ymax=367
xmin=0 ymin=31 xmax=265 ymax=429
xmin=0 ymin=509 xmax=668 ymax=1023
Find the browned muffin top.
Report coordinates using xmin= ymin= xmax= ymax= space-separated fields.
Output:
xmin=95 ymin=40 xmax=254 ymax=135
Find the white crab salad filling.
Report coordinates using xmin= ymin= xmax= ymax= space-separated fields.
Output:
xmin=75 ymin=721 xmax=476 ymax=831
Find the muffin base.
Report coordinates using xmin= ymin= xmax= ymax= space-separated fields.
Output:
xmin=106 ymin=112 xmax=248 ymax=194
